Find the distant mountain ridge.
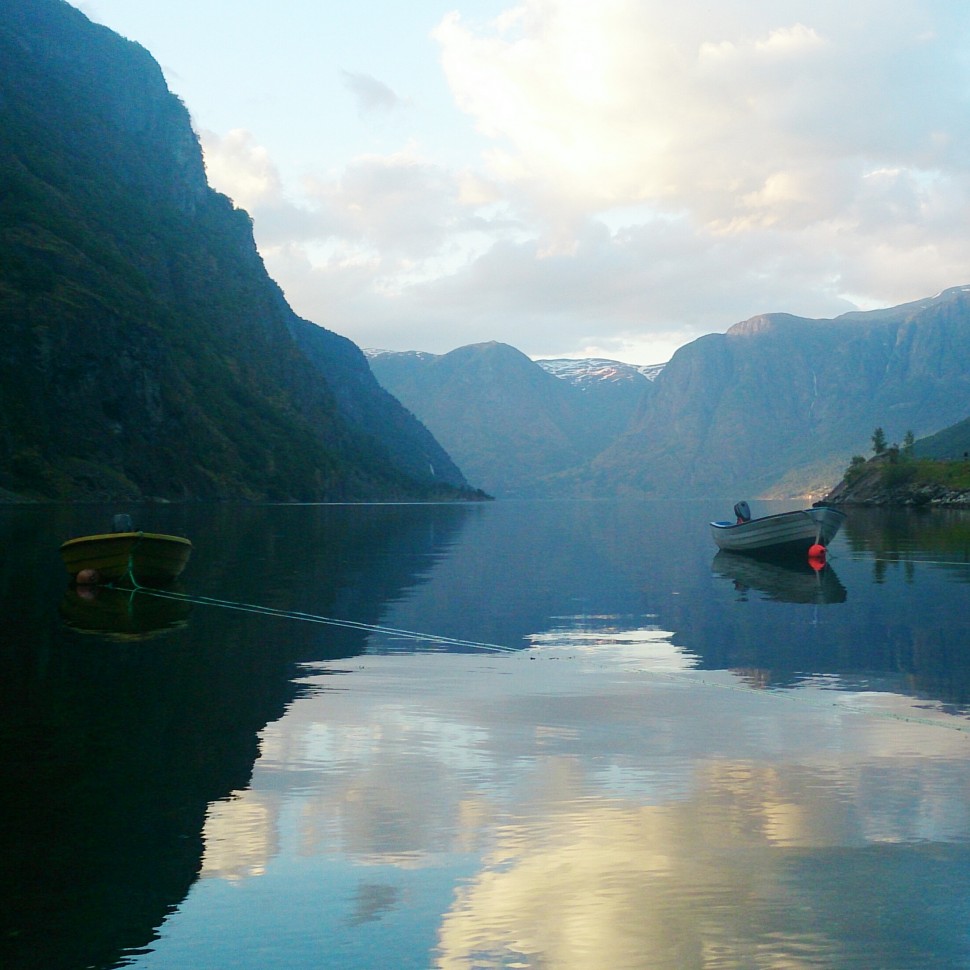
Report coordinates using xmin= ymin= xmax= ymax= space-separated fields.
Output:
xmin=913 ymin=412 xmax=970 ymax=461
xmin=0 ymin=0 xmax=476 ymax=501
xmin=617 ymin=285 xmax=970 ymax=498
xmin=367 ymin=344 xmax=654 ymax=497
xmin=370 ymin=287 xmax=970 ymax=499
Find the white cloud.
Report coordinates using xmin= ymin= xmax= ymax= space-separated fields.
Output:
xmin=202 ymin=2 xmax=970 ymax=363
xmin=200 ymin=128 xmax=332 ymax=246
xmin=433 ymin=2 xmax=968 ymax=226
xmin=301 ymin=150 xmax=485 ymax=258
xmin=201 ymin=128 xmax=282 ymax=213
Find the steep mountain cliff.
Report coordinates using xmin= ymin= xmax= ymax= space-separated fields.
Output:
xmin=0 ymin=0 xmax=474 ymax=501
xmin=580 ymin=286 xmax=970 ymax=499
xmin=367 ymin=343 xmax=654 ymax=497
xmin=287 ymin=320 xmax=468 ymax=489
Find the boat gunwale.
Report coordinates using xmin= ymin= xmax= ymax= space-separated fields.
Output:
xmin=60 ymin=531 xmax=193 ymax=551
xmin=709 ymin=507 xmax=845 ymax=532
xmin=709 ymin=506 xmax=846 ymax=556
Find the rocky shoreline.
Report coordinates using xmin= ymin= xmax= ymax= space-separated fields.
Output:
xmin=823 ymin=457 xmax=970 ymax=509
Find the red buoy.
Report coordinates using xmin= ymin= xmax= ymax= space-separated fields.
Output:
xmin=807 ymin=543 xmax=826 ymax=568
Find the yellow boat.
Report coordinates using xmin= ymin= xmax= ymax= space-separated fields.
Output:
xmin=60 ymin=530 xmax=192 ymax=586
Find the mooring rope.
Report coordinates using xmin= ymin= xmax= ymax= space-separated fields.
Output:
xmin=860 ymin=556 xmax=970 ymax=567
xmin=117 ymin=567 xmax=970 ymax=733
xmin=123 ymin=576 xmax=518 ymax=653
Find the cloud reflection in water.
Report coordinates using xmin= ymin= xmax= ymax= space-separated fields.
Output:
xmin=186 ymin=641 xmax=970 ymax=969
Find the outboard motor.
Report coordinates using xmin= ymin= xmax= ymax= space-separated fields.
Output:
xmin=733 ymin=501 xmax=751 ymax=523
xmin=112 ymin=513 xmax=133 ymax=533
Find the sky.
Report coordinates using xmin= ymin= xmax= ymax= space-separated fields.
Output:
xmin=73 ymin=0 xmax=970 ymax=365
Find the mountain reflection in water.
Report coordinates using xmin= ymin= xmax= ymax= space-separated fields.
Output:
xmin=2 ymin=500 xmax=970 ymax=970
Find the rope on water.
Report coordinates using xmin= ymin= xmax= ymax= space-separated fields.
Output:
xmin=121 ymin=574 xmax=517 ymax=653
xmin=860 ymin=556 xmax=970 ymax=567
xmin=116 ymin=569 xmax=970 ymax=733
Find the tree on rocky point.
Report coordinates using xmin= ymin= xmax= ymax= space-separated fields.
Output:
xmin=872 ymin=427 xmax=887 ymax=455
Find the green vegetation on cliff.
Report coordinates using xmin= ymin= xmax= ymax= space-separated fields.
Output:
xmin=828 ymin=423 xmax=970 ymax=507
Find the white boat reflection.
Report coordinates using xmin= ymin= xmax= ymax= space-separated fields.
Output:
xmin=712 ymin=550 xmax=847 ymax=604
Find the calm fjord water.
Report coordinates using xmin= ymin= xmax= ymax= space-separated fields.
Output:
xmin=3 ymin=499 xmax=970 ymax=969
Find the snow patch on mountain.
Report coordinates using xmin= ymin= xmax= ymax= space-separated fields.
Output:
xmin=535 ymin=358 xmax=665 ymax=386
xmin=365 ymin=348 xmax=438 ymax=363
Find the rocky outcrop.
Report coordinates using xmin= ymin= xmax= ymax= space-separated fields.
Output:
xmin=823 ymin=455 xmax=970 ymax=508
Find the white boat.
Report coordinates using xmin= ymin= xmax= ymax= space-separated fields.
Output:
xmin=710 ymin=502 xmax=846 ymax=557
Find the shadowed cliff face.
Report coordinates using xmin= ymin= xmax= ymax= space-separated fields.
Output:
xmin=0 ymin=0 xmax=474 ymax=502
xmin=288 ymin=320 xmax=470 ymax=491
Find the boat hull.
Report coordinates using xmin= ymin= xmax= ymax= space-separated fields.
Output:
xmin=709 ymin=506 xmax=845 ymax=557
xmin=60 ymin=532 xmax=192 ymax=585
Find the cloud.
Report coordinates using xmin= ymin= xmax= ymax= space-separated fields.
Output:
xmin=202 ymin=2 xmax=970 ymax=363
xmin=433 ymin=2 xmax=970 ymax=226
xmin=201 ymin=128 xmax=282 ymax=212
xmin=200 ymin=128 xmax=328 ymax=244
xmin=340 ymin=71 xmax=410 ymax=114
xmin=261 ymin=209 xmax=857 ymax=361
xmin=301 ymin=151 xmax=492 ymax=259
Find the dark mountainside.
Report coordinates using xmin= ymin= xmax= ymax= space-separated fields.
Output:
xmin=0 ymin=0 xmax=474 ymax=502
xmin=372 ymin=288 xmax=970 ymax=500
xmin=367 ymin=343 xmax=654 ymax=497
xmin=287 ymin=319 xmax=468 ymax=491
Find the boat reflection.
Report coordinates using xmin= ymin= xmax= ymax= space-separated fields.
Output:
xmin=712 ymin=550 xmax=847 ymax=604
xmin=59 ymin=585 xmax=192 ymax=641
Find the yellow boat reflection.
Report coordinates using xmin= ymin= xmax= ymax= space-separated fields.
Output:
xmin=59 ymin=585 xmax=191 ymax=641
